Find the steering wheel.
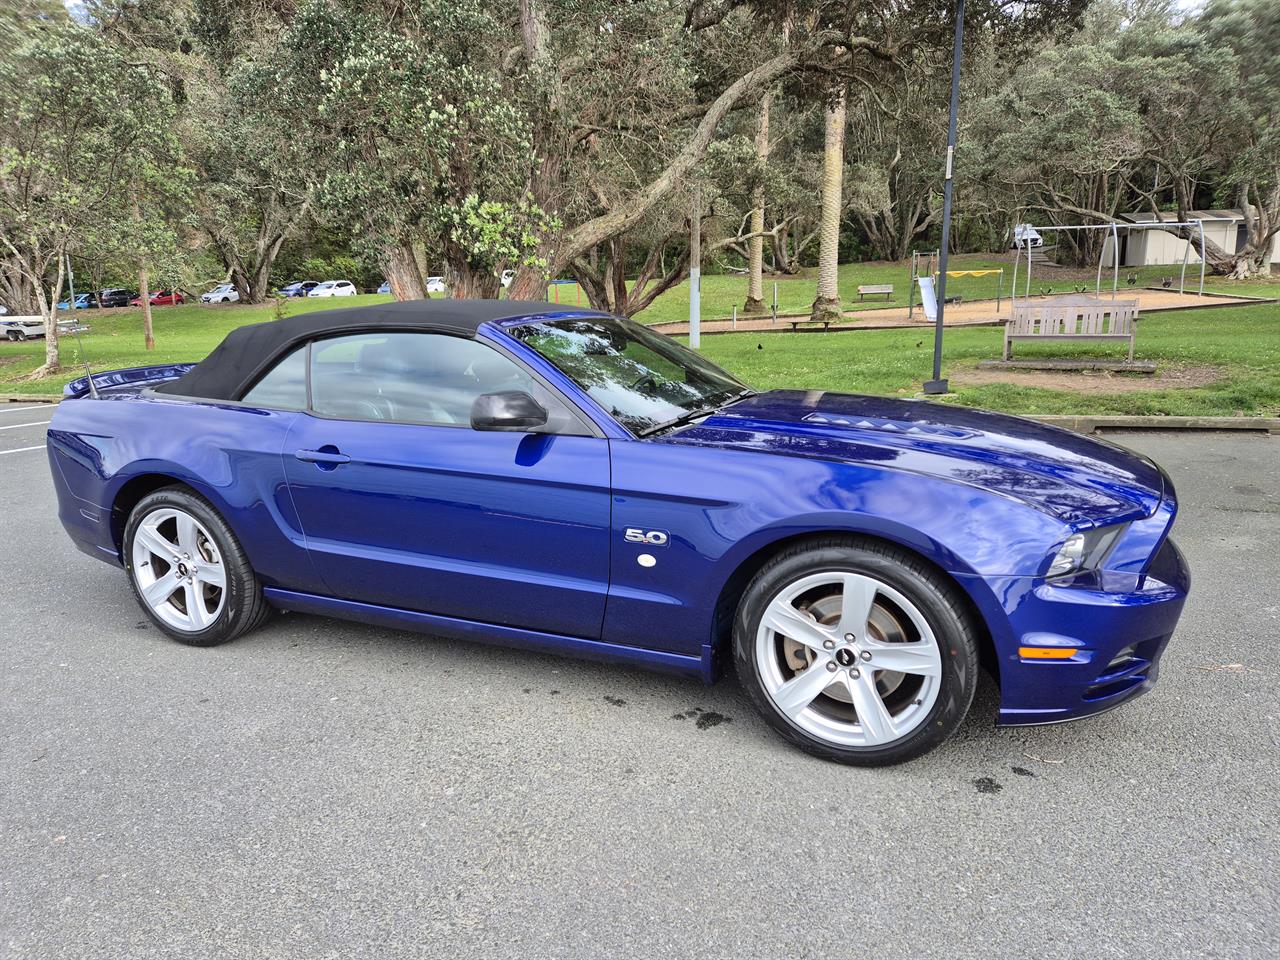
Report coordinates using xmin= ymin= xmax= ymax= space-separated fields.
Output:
xmin=628 ymin=371 xmax=661 ymax=392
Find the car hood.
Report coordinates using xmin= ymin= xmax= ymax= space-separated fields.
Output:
xmin=662 ymin=390 xmax=1165 ymax=525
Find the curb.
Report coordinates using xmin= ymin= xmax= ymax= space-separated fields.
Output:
xmin=0 ymin=394 xmax=59 ymax=404
xmin=1027 ymin=414 xmax=1280 ymax=435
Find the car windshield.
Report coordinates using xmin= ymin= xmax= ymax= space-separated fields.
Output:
xmin=510 ymin=315 xmax=752 ymax=436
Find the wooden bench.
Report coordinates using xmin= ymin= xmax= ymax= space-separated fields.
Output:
xmin=789 ymin=319 xmax=833 ymax=332
xmin=1004 ymin=298 xmax=1139 ymax=360
xmin=857 ymin=284 xmax=893 ymax=301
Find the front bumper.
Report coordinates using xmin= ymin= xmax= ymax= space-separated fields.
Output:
xmin=964 ymin=537 xmax=1190 ymax=726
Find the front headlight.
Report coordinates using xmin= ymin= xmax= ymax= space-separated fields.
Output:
xmin=1048 ymin=533 xmax=1087 ymax=577
xmin=1046 ymin=524 xmax=1128 ymax=579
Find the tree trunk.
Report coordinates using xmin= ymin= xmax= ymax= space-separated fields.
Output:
xmin=745 ymin=91 xmax=773 ymax=313
xmin=444 ymin=253 xmax=501 ymax=299
xmin=383 ymin=241 xmax=429 ymax=300
xmin=139 ymin=265 xmax=154 ymax=350
xmin=27 ymin=253 xmax=64 ymax=380
xmin=571 ymin=233 xmax=691 ymax=317
xmin=810 ymin=85 xmax=847 ymax=323
xmin=508 ymin=267 xmax=549 ymax=301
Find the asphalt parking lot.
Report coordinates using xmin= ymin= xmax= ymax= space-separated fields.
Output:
xmin=1 ymin=403 xmax=1276 ymax=960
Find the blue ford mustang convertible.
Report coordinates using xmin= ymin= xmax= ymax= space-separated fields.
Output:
xmin=47 ymin=300 xmax=1190 ymax=764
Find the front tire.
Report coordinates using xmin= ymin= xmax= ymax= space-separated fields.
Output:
xmin=123 ymin=487 xmax=273 ymax=647
xmin=734 ymin=537 xmax=979 ymax=766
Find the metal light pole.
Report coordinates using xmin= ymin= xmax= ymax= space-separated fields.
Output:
xmin=924 ymin=0 xmax=965 ymax=396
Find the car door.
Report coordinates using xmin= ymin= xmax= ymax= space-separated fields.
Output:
xmin=282 ymin=330 xmax=613 ymax=639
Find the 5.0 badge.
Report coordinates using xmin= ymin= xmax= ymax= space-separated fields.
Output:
xmin=624 ymin=528 xmax=669 ymax=547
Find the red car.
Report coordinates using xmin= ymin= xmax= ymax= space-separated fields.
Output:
xmin=130 ymin=290 xmax=185 ymax=307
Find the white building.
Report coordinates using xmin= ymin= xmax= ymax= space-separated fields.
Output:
xmin=1104 ymin=210 xmax=1280 ymax=267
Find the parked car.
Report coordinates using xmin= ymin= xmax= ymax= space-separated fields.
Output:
xmin=56 ymin=292 xmax=99 ymax=311
xmin=279 ymin=281 xmax=320 ymax=298
xmin=46 ymin=301 xmax=1189 ymax=766
xmin=381 ymin=278 xmax=442 ymax=295
xmin=1011 ymin=224 xmax=1044 ymax=248
xmin=307 ymin=279 xmax=357 ymax=298
xmin=2 ymin=316 xmax=45 ymax=340
xmin=130 ymin=290 xmax=184 ymax=307
xmin=99 ymin=289 xmax=138 ymax=308
xmin=200 ymin=283 xmax=240 ymax=304
xmin=2 ymin=316 xmax=88 ymax=340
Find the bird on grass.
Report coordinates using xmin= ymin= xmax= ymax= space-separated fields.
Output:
xmin=1126 ymin=273 xmax=1138 ymax=286
xmin=1161 ymin=276 xmax=1173 ymax=288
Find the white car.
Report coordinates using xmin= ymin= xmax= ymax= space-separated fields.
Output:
xmin=1011 ymin=224 xmax=1044 ymax=248
xmin=2 ymin=316 xmax=44 ymax=341
xmin=426 ymin=276 xmax=446 ymax=293
xmin=200 ymin=283 xmax=240 ymax=304
xmin=2 ymin=316 xmax=88 ymax=341
xmin=308 ymin=280 xmax=358 ymax=298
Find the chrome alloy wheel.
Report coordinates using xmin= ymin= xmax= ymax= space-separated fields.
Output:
xmin=755 ymin=572 xmax=943 ymax=748
xmin=130 ymin=507 xmax=227 ymax=632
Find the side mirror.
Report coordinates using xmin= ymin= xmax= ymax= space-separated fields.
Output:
xmin=471 ymin=390 xmax=548 ymax=432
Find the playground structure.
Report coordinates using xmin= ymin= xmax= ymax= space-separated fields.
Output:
xmin=908 ymin=249 xmax=1003 ymax=319
xmin=1010 ymin=220 xmax=1208 ymax=303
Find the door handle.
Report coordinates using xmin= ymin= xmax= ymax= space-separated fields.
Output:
xmin=295 ymin=446 xmax=351 ymax=468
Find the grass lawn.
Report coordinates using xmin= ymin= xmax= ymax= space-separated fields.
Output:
xmin=693 ymin=302 xmax=1280 ymax=418
xmin=4 ymin=261 xmax=1276 ymax=418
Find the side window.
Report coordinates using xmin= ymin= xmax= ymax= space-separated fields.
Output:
xmin=308 ymin=332 xmax=544 ymax=426
xmin=241 ymin=345 xmax=307 ymax=409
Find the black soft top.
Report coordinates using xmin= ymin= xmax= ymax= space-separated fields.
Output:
xmin=156 ymin=299 xmax=601 ymax=400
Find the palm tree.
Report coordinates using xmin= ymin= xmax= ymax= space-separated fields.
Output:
xmin=744 ymin=91 xmax=773 ymax=314
xmin=810 ymin=84 xmax=847 ymax=324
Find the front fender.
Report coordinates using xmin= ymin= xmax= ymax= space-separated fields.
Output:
xmin=602 ymin=439 xmax=1072 ymax=662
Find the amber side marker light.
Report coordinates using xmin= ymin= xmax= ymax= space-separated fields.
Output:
xmin=1019 ymin=646 xmax=1080 ymax=660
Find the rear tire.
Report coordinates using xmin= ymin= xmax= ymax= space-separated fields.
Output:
xmin=734 ymin=536 xmax=979 ymax=766
xmin=123 ymin=487 xmax=273 ymax=647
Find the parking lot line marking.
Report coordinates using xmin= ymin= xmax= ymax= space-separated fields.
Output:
xmin=0 ymin=444 xmax=45 ymax=456
xmin=0 ymin=420 xmax=52 ymax=431
xmin=0 ymin=405 xmax=55 ymax=415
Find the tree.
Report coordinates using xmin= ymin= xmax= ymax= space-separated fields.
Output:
xmin=745 ymin=91 xmax=774 ymax=312
xmin=233 ymin=0 xmax=554 ymax=299
xmin=1195 ymin=0 xmax=1280 ymax=276
xmin=970 ymin=0 xmax=1279 ymax=277
xmin=189 ymin=102 xmax=313 ymax=302
xmin=810 ymin=84 xmax=848 ymax=323
xmin=0 ymin=24 xmax=182 ymax=376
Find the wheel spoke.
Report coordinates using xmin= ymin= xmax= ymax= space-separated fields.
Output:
xmin=846 ymin=671 xmax=897 ymax=745
xmin=772 ymin=663 xmax=836 ymax=719
xmin=142 ymin=573 xmax=178 ymax=608
xmin=762 ymin=598 xmax=834 ymax=653
xmin=184 ymin=582 xmax=210 ymax=630
xmin=174 ymin=514 xmax=200 ymax=554
xmin=837 ymin=574 xmax=878 ymax=640
xmin=863 ymin=639 xmax=941 ymax=677
xmin=197 ymin=562 xmax=225 ymax=590
xmin=136 ymin=524 xmax=175 ymax=560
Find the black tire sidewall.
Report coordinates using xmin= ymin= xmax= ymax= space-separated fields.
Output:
xmin=734 ymin=539 xmax=979 ymax=766
xmin=123 ymin=488 xmax=256 ymax=647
